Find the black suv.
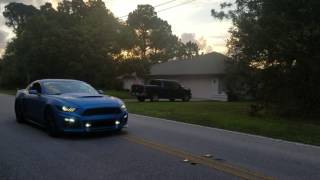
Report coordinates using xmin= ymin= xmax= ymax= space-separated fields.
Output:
xmin=131 ymin=79 xmax=191 ymax=102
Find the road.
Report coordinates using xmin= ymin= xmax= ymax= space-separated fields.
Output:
xmin=0 ymin=94 xmax=319 ymax=180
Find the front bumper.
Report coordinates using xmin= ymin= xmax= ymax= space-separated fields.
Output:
xmin=55 ymin=111 xmax=128 ymax=133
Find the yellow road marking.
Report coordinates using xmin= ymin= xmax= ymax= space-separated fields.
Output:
xmin=123 ymin=135 xmax=276 ymax=180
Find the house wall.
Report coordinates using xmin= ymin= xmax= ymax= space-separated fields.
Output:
xmin=151 ymin=75 xmax=228 ymax=101
xmin=122 ymin=77 xmax=144 ymax=90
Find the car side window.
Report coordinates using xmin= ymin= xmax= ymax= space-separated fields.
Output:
xmin=30 ymin=83 xmax=42 ymax=93
xmin=163 ymin=81 xmax=179 ymax=89
xmin=150 ymin=80 xmax=161 ymax=86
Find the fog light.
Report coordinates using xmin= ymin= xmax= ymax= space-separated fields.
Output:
xmin=85 ymin=123 xmax=91 ymax=128
xmin=64 ymin=118 xmax=75 ymax=123
xmin=115 ymin=120 xmax=120 ymax=125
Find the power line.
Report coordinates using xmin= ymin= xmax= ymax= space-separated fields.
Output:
xmin=157 ymin=0 xmax=196 ymax=13
xmin=118 ymin=0 xmax=196 ymax=19
xmin=154 ymin=0 xmax=178 ymax=8
xmin=118 ymin=0 xmax=178 ymax=18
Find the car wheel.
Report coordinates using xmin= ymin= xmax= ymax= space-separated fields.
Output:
xmin=170 ymin=98 xmax=175 ymax=102
xmin=46 ymin=109 xmax=60 ymax=137
xmin=137 ymin=97 xmax=145 ymax=102
xmin=182 ymin=95 xmax=191 ymax=102
xmin=150 ymin=94 xmax=159 ymax=102
xmin=15 ymin=100 xmax=25 ymax=123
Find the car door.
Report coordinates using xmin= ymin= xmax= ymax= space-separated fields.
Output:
xmin=150 ymin=80 xmax=164 ymax=98
xmin=162 ymin=81 xmax=174 ymax=98
xmin=24 ymin=82 xmax=46 ymax=123
xmin=171 ymin=82 xmax=183 ymax=98
xmin=168 ymin=82 xmax=182 ymax=98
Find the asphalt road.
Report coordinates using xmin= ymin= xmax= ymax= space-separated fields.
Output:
xmin=0 ymin=94 xmax=319 ymax=180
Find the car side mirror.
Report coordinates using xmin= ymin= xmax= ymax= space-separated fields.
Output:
xmin=29 ymin=89 xmax=38 ymax=95
xmin=98 ymin=90 xmax=104 ymax=94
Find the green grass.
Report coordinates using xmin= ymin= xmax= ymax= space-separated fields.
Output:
xmin=127 ymin=101 xmax=320 ymax=146
xmin=105 ymin=90 xmax=133 ymax=99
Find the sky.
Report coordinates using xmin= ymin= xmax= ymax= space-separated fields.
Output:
xmin=0 ymin=0 xmax=233 ymax=57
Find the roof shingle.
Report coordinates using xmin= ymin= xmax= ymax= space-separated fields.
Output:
xmin=150 ymin=52 xmax=228 ymax=76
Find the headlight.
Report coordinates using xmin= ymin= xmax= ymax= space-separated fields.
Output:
xmin=120 ymin=104 xmax=127 ymax=111
xmin=61 ymin=106 xmax=76 ymax=112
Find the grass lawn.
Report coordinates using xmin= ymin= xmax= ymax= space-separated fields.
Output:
xmin=126 ymin=101 xmax=320 ymax=146
xmin=105 ymin=90 xmax=133 ymax=99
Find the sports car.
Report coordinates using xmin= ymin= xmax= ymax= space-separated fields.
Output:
xmin=14 ymin=79 xmax=128 ymax=136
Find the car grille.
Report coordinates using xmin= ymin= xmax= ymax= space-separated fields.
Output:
xmin=89 ymin=120 xmax=116 ymax=128
xmin=82 ymin=107 xmax=121 ymax=116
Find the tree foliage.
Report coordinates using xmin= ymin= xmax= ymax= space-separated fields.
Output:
xmin=213 ymin=0 xmax=320 ymax=116
xmin=1 ymin=1 xmax=135 ymax=88
xmin=0 ymin=1 xmax=201 ymax=89
xmin=127 ymin=4 xmax=197 ymax=63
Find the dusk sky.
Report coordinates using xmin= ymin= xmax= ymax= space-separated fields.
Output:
xmin=0 ymin=0 xmax=233 ymax=56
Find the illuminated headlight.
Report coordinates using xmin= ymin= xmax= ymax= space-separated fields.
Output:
xmin=115 ymin=120 xmax=120 ymax=125
xmin=120 ymin=104 xmax=127 ymax=111
xmin=85 ymin=123 xmax=91 ymax=128
xmin=64 ymin=118 xmax=75 ymax=123
xmin=61 ymin=106 xmax=76 ymax=112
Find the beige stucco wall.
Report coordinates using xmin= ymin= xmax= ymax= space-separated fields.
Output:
xmin=153 ymin=75 xmax=228 ymax=101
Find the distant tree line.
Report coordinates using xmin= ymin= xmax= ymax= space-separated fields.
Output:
xmin=213 ymin=0 xmax=320 ymax=117
xmin=0 ymin=0 xmax=199 ymax=89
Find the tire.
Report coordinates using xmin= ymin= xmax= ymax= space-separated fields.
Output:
xmin=15 ymin=100 xmax=25 ymax=123
xmin=137 ymin=97 xmax=145 ymax=102
xmin=150 ymin=94 xmax=159 ymax=102
xmin=182 ymin=95 xmax=191 ymax=102
xmin=45 ymin=108 xmax=60 ymax=137
xmin=169 ymin=98 xmax=175 ymax=102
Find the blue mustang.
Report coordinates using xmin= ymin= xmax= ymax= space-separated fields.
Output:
xmin=14 ymin=79 xmax=128 ymax=136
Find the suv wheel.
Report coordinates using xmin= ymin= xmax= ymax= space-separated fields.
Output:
xmin=182 ymin=95 xmax=191 ymax=102
xmin=150 ymin=94 xmax=159 ymax=102
xmin=137 ymin=97 xmax=145 ymax=102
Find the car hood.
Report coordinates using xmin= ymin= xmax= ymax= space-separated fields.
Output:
xmin=50 ymin=93 xmax=123 ymax=109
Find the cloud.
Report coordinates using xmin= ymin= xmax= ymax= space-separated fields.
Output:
xmin=0 ymin=29 xmax=8 ymax=48
xmin=181 ymin=33 xmax=197 ymax=44
xmin=180 ymin=33 xmax=213 ymax=53
xmin=0 ymin=28 xmax=8 ymax=57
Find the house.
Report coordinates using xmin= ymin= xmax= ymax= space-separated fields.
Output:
xmin=149 ymin=52 xmax=228 ymax=101
xmin=117 ymin=72 xmax=144 ymax=90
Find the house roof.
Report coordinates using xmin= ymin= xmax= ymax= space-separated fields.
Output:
xmin=150 ymin=52 xmax=228 ymax=76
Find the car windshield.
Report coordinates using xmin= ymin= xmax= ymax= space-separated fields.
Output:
xmin=43 ymin=81 xmax=98 ymax=95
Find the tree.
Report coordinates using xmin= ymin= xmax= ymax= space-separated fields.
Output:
xmin=184 ymin=41 xmax=199 ymax=58
xmin=0 ymin=0 xmax=133 ymax=88
xmin=212 ymin=0 xmax=320 ymax=116
xmin=3 ymin=2 xmax=38 ymax=34
xmin=127 ymin=4 xmax=181 ymax=63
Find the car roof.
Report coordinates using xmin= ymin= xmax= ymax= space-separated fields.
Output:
xmin=37 ymin=79 xmax=83 ymax=83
